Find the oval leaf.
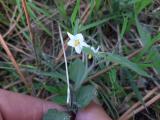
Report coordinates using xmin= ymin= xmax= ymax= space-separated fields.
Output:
xmin=76 ymin=85 xmax=97 ymax=108
xmin=43 ymin=109 xmax=70 ymax=120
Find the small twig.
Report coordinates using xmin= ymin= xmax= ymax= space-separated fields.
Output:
xmin=58 ymin=24 xmax=70 ymax=105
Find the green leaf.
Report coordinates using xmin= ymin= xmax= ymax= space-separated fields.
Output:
xmin=135 ymin=17 xmax=159 ymax=61
xmin=44 ymin=85 xmax=59 ymax=94
xmin=82 ymin=47 xmax=94 ymax=55
xmin=54 ymin=0 xmax=67 ymax=17
xmin=29 ymin=3 xmax=50 ymax=17
xmin=73 ymin=19 xmax=79 ymax=34
xmin=147 ymin=47 xmax=160 ymax=74
xmin=52 ymin=95 xmax=66 ymax=105
xmin=44 ymin=85 xmax=67 ymax=95
xmin=99 ymin=88 xmax=119 ymax=119
xmin=69 ymin=59 xmax=88 ymax=89
xmin=90 ymin=0 xmax=96 ymax=15
xmin=135 ymin=17 xmax=151 ymax=47
xmin=129 ymin=77 xmax=144 ymax=104
xmin=79 ymin=16 xmax=117 ymax=32
xmin=120 ymin=17 xmax=128 ymax=39
xmin=95 ymin=0 xmax=101 ymax=10
xmin=43 ymin=109 xmax=70 ymax=120
xmin=134 ymin=0 xmax=152 ymax=15
xmin=76 ymin=85 xmax=97 ymax=108
xmin=106 ymin=53 xmax=150 ymax=77
xmin=71 ymin=0 xmax=80 ymax=25
xmin=33 ymin=71 xmax=66 ymax=82
xmin=109 ymin=69 xmax=125 ymax=96
xmin=152 ymin=33 xmax=160 ymax=43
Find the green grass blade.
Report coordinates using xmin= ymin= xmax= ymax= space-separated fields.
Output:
xmin=105 ymin=53 xmax=150 ymax=77
xmin=120 ymin=17 xmax=128 ymax=39
xmin=79 ymin=16 xmax=117 ymax=32
xmin=71 ymin=0 xmax=80 ymax=26
xmin=134 ymin=0 xmax=152 ymax=15
xmin=135 ymin=17 xmax=151 ymax=46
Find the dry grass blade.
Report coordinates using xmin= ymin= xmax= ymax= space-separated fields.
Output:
xmin=123 ymin=94 xmax=160 ymax=120
xmin=0 ymin=34 xmax=29 ymax=88
xmin=22 ymin=0 xmax=34 ymax=42
xmin=119 ymin=87 xmax=158 ymax=120
xmin=3 ymin=14 xmax=21 ymax=38
xmin=81 ymin=1 xmax=95 ymax=24
xmin=80 ymin=4 xmax=90 ymax=24
xmin=22 ymin=0 xmax=39 ymax=67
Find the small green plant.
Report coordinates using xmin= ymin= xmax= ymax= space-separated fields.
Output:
xmin=43 ymin=23 xmax=150 ymax=120
xmin=1 ymin=0 xmax=160 ymax=120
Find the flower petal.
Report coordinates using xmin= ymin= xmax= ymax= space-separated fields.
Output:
xmin=96 ymin=47 xmax=100 ymax=52
xmin=74 ymin=33 xmax=84 ymax=42
xmin=81 ymin=42 xmax=90 ymax=47
xmin=91 ymin=47 xmax=96 ymax=53
xmin=90 ymin=46 xmax=99 ymax=53
xmin=67 ymin=40 xmax=75 ymax=47
xmin=67 ymin=32 xmax=74 ymax=40
xmin=75 ymin=46 xmax=82 ymax=54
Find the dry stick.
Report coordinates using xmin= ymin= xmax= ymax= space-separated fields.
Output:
xmin=0 ymin=35 xmax=29 ymax=88
xmin=119 ymin=87 xmax=158 ymax=120
xmin=124 ymin=94 xmax=160 ymax=120
xmin=58 ymin=24 xmax=70 ymax=105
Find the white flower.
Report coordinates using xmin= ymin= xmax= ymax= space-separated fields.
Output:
xmin=67 ymin=32 xmax=89 ymax=54
xmin=88 ymin=46 xmax=99 ymax=59
xmin=90 ymin=46 xmax=99 ymax=53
